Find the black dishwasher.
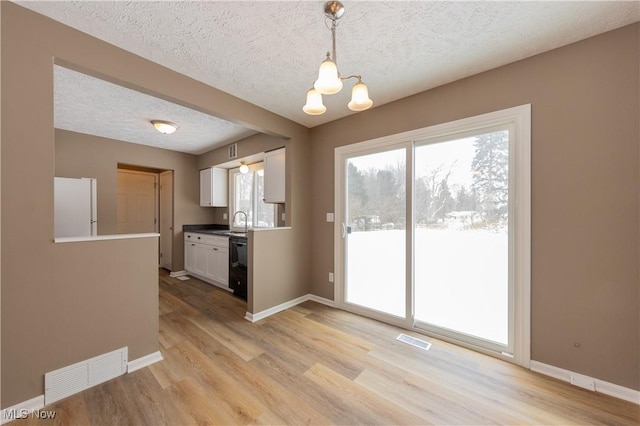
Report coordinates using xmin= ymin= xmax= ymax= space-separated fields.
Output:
xmin=229 ymin=236 xmax=248 ymax=300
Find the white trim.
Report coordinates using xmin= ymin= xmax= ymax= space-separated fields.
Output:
xmin=1 ymin=395 xmax=44 ymax=425
xmin=530 ymin=361 xmax=640 ymax=404
xmin=245 ymin=294 xmax=309 ymax=322
xmin=127 ymin=351 xmax=163 ymax=373
xmin=169 ymin=270 xmax=188 ymax=278
xmin=245 ymin=293 xmax=337 ymax=322
xmin=54 ymin=232 xmax=159 ymax=243
xmin=308 ymin=294 xmax=336 ymax=307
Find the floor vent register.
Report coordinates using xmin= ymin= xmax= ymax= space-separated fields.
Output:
xmin=397 ymin=333 xmax=432 ymax=351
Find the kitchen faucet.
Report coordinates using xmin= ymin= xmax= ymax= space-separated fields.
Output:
xmin=232 ymin=210 xmax=248 ymax=234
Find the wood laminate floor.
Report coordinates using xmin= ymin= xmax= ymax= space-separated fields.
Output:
xmin=21 ymin=270 xmax=639 ymax=425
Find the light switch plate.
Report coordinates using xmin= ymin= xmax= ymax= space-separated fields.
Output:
xmin=282 ymin=213 xmax=286 ymax=221
xmin=328 ymin=272 xmax=334 ymax=282
xmin=326 ymin=213 xmax=334 ymax=222
xmin=223 ymin=213 xmax=228 ymax=220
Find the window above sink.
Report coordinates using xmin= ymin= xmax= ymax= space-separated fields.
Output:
xmin=229 ymin=162 xmax=276 ymax=231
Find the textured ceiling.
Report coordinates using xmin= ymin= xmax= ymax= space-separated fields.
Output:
xmin=54 ymin=66 xmax=258 ymax=154
xmin=17 ymin=1 xmax=640 ymax=152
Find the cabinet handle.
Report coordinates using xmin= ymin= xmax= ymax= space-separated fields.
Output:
xmin=213 ymin=248 xmax=218 ymax=251
xmin=197 ymin=236 xmax=201 ymax=239
xmin=191 ymin=244 xmax=195 ymax=246
xmin=187 ymin=235 xmax=191 ymax=238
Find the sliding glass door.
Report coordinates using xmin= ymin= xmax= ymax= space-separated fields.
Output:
xmin=413 ymin=129 xmax=513 ymax=353
xmin=335 ymin=105 xmax=530 ymax=364
xmin=343 ymin=147 xmax=408 ymax=320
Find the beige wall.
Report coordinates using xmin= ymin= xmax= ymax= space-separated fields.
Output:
xmin=55 ymin=129 xmax=216 ymax=271
xmin=1 ymin=2 xmax=310 ymax=407
xmin=309 ymin=24 xmax=640 ymax=390
xmin=249 ymin=228 xmax=305 ymax=314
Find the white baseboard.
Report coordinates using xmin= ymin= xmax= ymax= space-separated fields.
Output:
xmin=308 ymin=294 xmax=336 ymax=307
xmin=245 ymin=293 xmax=336 ymax=323
xmin=530 ymin=360 xmax=639 ymax=404
xmin=127 ymin=351 xmax=163 ymax=373
xmin=1 ymin=395 xmax=45 ymax=425
xmin=169 ymin=270 xmax=187 ymax=278
xmin=245 ymin=294 xmax=309 ymax=322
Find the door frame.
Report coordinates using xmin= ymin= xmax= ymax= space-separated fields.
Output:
xmin=159 ymin=170 xmax=174 ymax=271
xmin=334 ymin=104 xmax=531 ymax=367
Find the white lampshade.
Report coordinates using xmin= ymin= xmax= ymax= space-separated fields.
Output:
xmin=313 ymin=59 xmax=343 ymax=95
xmin=302 ymin=88 xmax=327 ymax=115
xmin=347 ymin=81 xmax=373 ymax=112
xmin=151 ymin=120 xmax=177 ymax=134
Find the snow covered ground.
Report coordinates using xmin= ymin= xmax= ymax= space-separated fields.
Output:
xmin=346 ymin=226 xmax=508 ymax=345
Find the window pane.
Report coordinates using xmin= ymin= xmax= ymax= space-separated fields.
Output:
xmin=345 ymin=148 xmax=406 ymax=317
xmin=232 ymin=165 xmax=275 ymax=229
xmin=234 ymin=172 xmax=254 ymax=227
xmin=414 ymin=130 xmax=509 ymax=345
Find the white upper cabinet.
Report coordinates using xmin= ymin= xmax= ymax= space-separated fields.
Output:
xmin=263 ymin=147 xmax=285 ymax=203
xmin=200 ymin=167 xmax=228 ymax=207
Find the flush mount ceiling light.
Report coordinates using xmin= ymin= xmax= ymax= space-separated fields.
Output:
xmin=151 ymin=120 xmax=177 ymax=134
xmin=239 ymin=162 xmax=249 ymax=174
xmin=303 ymin=1 xmax=373 ymax=116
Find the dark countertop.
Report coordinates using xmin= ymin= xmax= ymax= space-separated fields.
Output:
xmin=183 ymin=224 xmax=247 ymax=239
xmin=183 ymin=224 xmax=229 ymax=233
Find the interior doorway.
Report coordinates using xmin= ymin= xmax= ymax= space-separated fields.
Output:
xmin=116 ymin=169 xmax=158 ymax=234
xmin=117 ymin=165 xmax=174 ymax=270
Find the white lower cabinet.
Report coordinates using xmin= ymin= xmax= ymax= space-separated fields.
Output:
xmin=204 ymin=245 xmax=228 ymax=286
xmin=184 ymin=233 xmax=229 ymax=289
xmin=184 ymin=241 xmax=204 ymax=275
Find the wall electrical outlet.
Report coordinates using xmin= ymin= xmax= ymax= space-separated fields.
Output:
xmin=328 ymin=272 xmax=334 ymax=283
xmin=282 ymin=212 xmax=286 ymax=221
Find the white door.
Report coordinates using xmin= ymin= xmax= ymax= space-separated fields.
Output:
xmin=117 ymin=170 xmax=158 ymax=234
xmin=159 ymin=171 xmax=174 ymax=270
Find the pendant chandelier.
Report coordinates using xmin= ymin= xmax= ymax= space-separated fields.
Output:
xmin=303 ymin=1 xmax=373 ymax=115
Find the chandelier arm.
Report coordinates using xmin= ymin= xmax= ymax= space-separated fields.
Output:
xmin=340 ymin=74 xmax=362 ymax=82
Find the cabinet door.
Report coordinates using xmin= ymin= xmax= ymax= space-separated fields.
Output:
xmin=204 ymin=246 xmax=218 ymax=282
xmin=215 ymin=247 xmax=229 ymax=286
xmin=210 ymin=168 xmax=228 ymax=207
xmin=185 ymin=242 xmax=197 ymax=272
xmin=194 ymin=243 xmax=207 ymax=276
xmin=200 ymin=167 xmax=228 ymax=207
xmin=264 ymin=148 xmax=285 ymax=203
xmin=200 ymin=168 xmax=212 ymax=207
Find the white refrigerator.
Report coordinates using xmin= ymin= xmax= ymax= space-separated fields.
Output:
xmin=54 ymin=177 xmax=97 ymax=238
